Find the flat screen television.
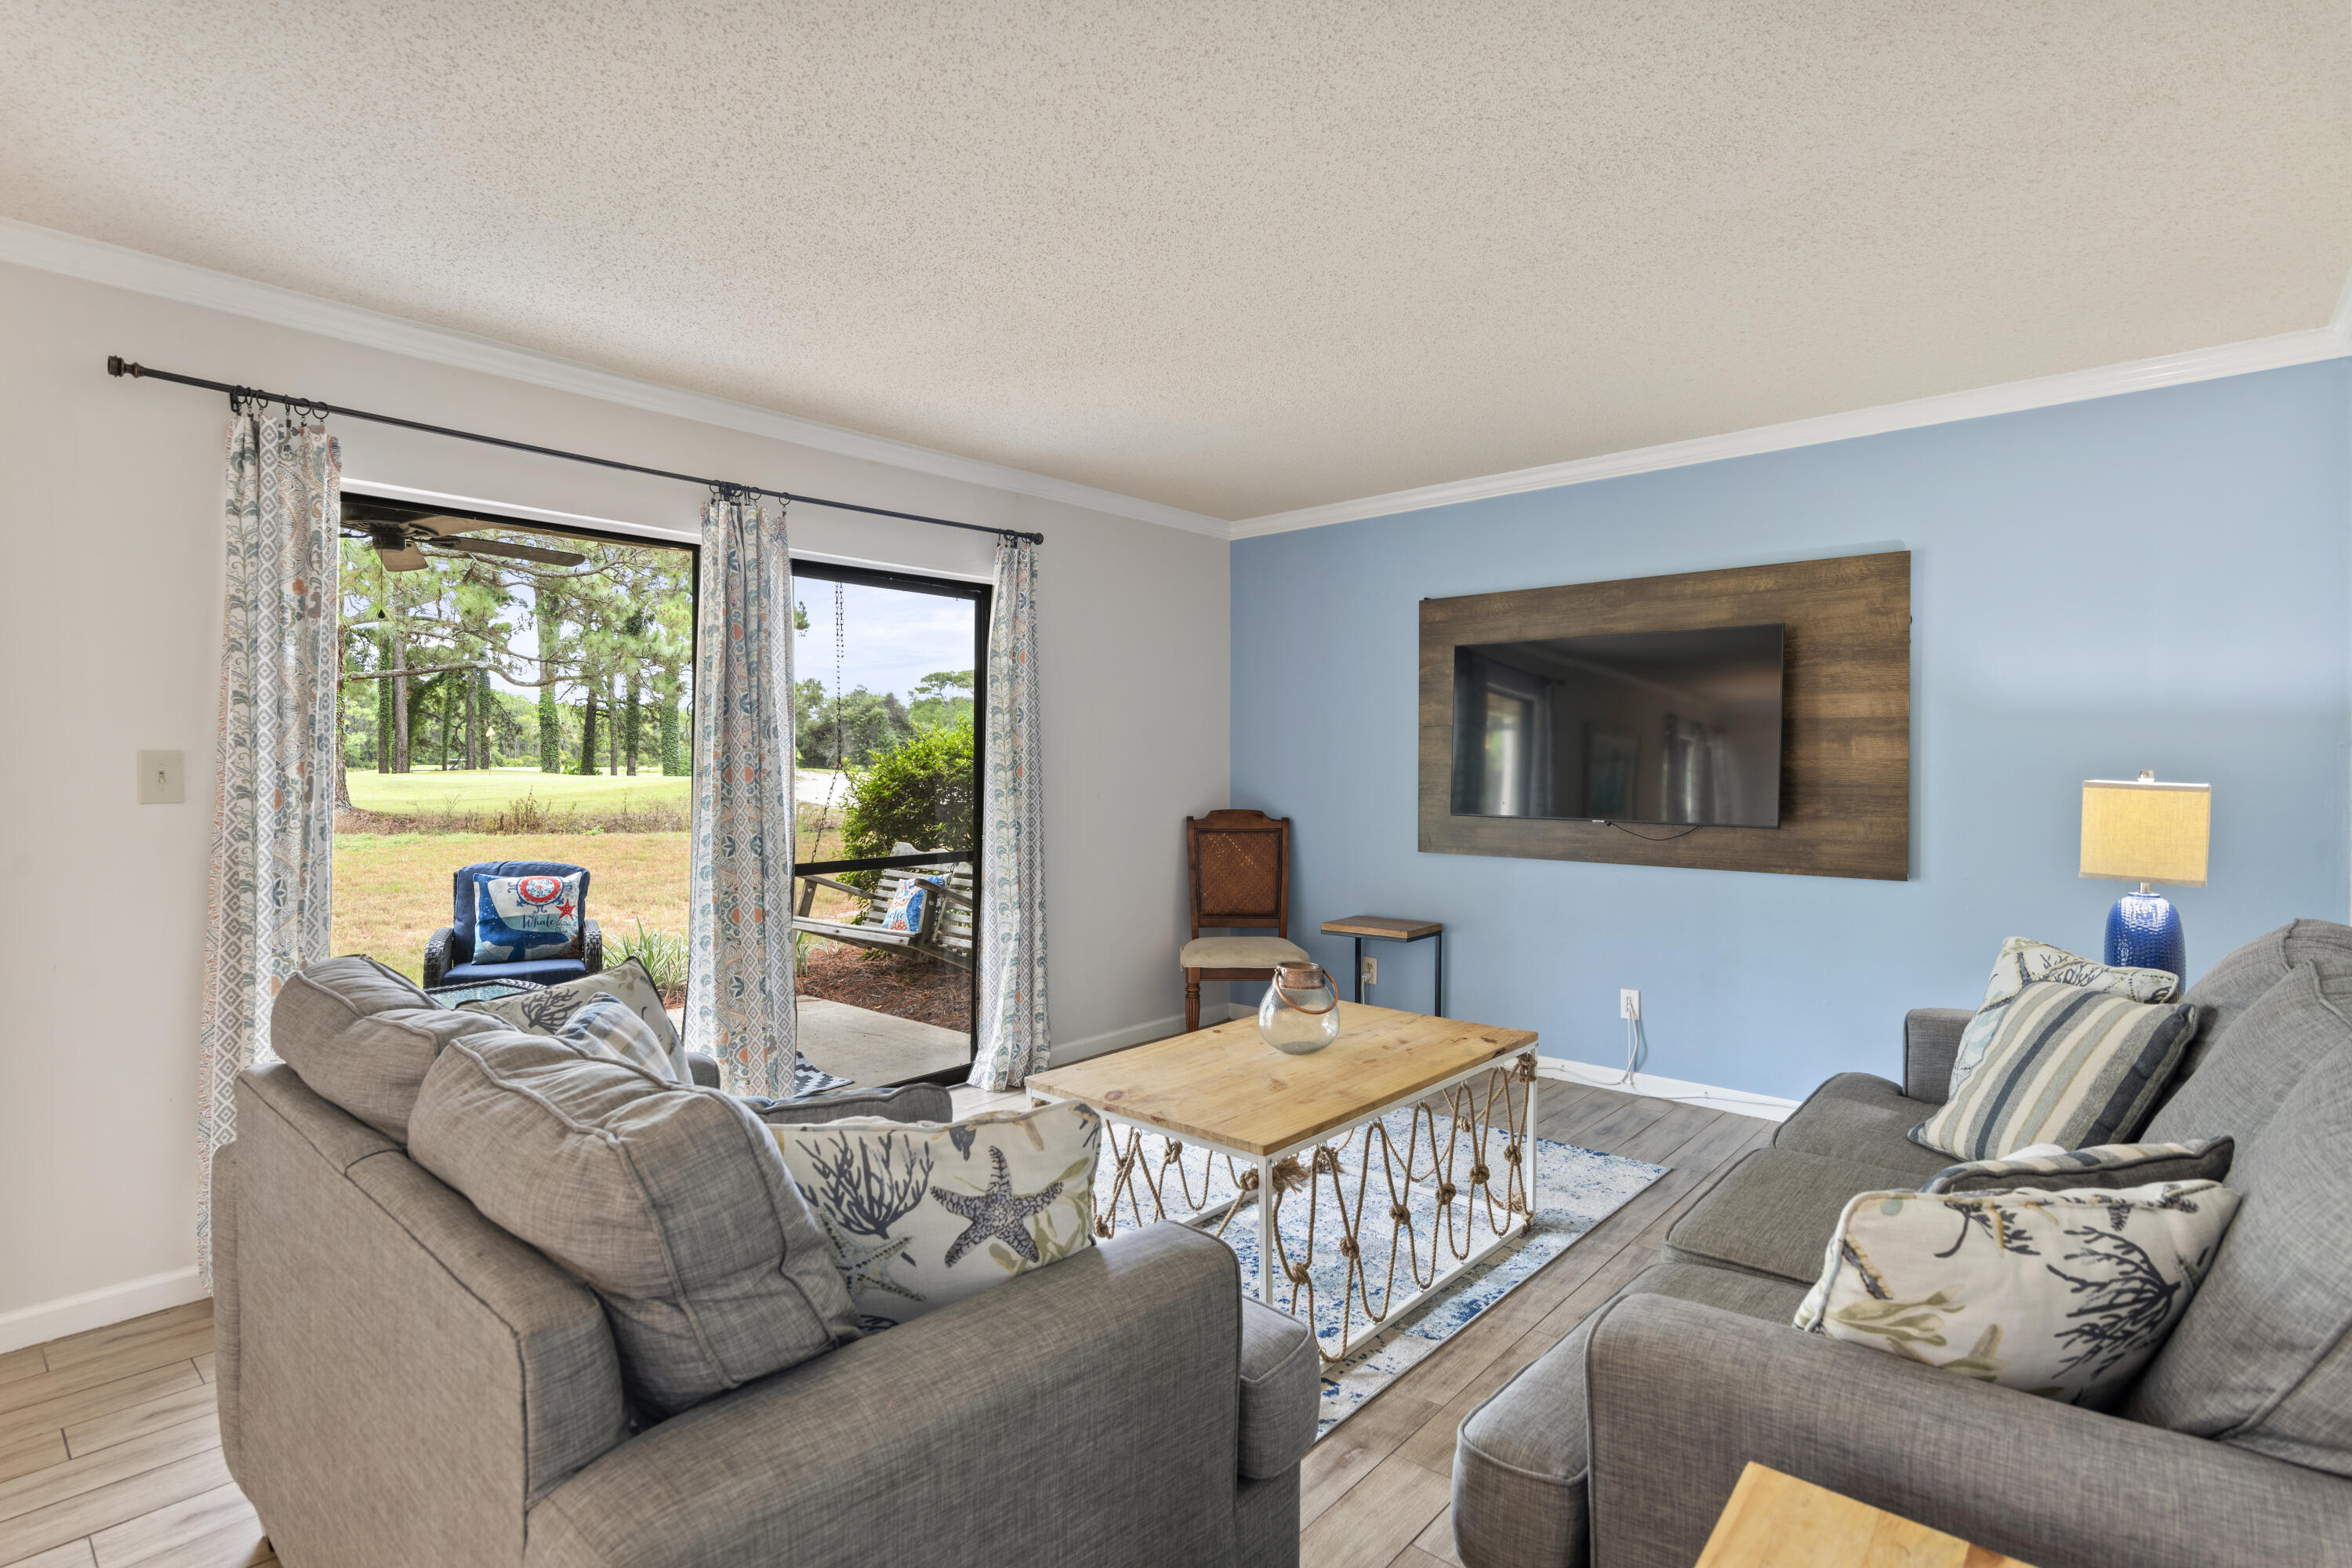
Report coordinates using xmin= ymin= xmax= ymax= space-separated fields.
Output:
xmin=1450 ymin=623 xmax=1785 ymax=827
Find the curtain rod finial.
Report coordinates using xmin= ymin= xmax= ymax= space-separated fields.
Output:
xmin=106 ymin=355 xmax=126 ymax=377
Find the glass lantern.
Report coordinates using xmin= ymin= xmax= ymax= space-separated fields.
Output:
xmin=1258 ymin=961 xmax=1342 ymax=1054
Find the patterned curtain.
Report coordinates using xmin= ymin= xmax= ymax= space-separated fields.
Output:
xmin=197 ymin=413 xmax=341 ymax=1285
xmin=688 ymin=494 xmax=848 ymax=1098
xmin=970 ymin=539 xmax=1051 ymax=1090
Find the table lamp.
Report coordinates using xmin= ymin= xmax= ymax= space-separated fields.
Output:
xmin=2080 ymin=770 xmax=2210 ymax=978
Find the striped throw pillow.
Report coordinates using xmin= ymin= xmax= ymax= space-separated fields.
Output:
xmin=1910 ymin=982 xmax=2198 ymax=1160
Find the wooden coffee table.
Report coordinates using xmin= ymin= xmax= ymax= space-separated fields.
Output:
xmin=1026 ymin=1003 xmax=1540 ymax=1360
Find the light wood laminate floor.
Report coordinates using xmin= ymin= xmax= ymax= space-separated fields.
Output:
xmin=0 ymin=1081 xmax=1767 ymax=1568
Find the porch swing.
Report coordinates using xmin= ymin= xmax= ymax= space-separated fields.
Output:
xmin=791 ymin=579 xmax=976 ymax=971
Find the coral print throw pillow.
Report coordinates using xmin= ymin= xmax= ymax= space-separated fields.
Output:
xmin=472 ymin=872 xmax=583 ymax=962
xmin=770 ymin=1101 xmax=1101 ymax=1332
xmin=1795 ymin=1180 xmax=2240 ymax=1409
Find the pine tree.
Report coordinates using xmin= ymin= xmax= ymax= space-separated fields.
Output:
xmin=538 ymin=582 xmax=563 ymax=772
xmin=376 ymin=625 xmax=394 ymax=773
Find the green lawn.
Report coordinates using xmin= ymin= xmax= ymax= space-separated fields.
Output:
xmin=347 ymin=767 xmax=689 ymax=817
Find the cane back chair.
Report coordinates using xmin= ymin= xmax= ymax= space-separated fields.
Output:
xmin=1181 ymin=809 xmax=1308 ymax=1033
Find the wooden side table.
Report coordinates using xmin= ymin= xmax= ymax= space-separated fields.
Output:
xmin=1697 ymin=1464 xmax=2039 ymax=1567
xmin=1320 ymin=915 xmax=1443 ymax=1016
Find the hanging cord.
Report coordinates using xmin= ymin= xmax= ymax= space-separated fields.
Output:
xmin=1616 ymin=1011 xmax=1650 ymax=1087
xmin=1607 ymin=822 xmax=1700 ymax=841
xmin=108 ymin=356 xmax=1042 ymax=544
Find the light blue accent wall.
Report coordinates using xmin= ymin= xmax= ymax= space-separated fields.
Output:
xmin=1231 ymin=361 xmax=2352 ymax=1101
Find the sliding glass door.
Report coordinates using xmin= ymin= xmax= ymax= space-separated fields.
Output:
xmin=789 ymin=560 xmax=989 ymax=1087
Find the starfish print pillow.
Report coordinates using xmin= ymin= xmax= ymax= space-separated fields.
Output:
xmin=770 ymin=1101 xmax=1102 ymax=1332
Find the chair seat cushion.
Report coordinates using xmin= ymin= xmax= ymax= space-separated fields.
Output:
xmin=1238 ymin=1297 xmax=1317 ymax=1479
xmin=1771 ymin=1073 xmax=1956 ymax=1178
xmin=441 ymin=957 xmax=591 ymax=986
xmin=1181 ymin=936 xmax=1308 ymax=969
xmin=1663 ymin=1147 xmax=1927 ymax=1283
xmin=1453 ymin=1262 xmax=1806 ymax=1568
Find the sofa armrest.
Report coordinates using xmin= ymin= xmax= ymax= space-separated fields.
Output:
xmin=1902 ymin=1007 xmax=1973 ymax=1103
xmin=228 ymin=1066 xmax=630 ymax=1565
xmin=1581 ymin=1294 xmax=2352 ymax=1568
xmin=526 ymin=1223 xmax=1252 ymax=1567
xmin=581 ymin=918 xmax=604 ymax=973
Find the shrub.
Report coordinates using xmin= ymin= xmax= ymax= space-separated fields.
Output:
xmin=841 ymin=717 xmax=974 ymax=867
xmin=614 ymin=920 xmax=689 ymax=1003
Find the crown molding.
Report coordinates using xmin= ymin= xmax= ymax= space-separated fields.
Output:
xmin=16 ymin=216 xmax=2347 ymax=547
xmin=0 ymin=216 xmax=1230 ymax=539
xmin=1232 ymin=312 xmax=2352 ymax=540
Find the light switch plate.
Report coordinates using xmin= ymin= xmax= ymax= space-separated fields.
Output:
xmin=137 ymin=750 xmax=184 ymax=804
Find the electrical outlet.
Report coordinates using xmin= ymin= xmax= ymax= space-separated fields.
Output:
xmin=1361 ymin=955 xmax=1378 ymax=986
xmin=1619 ymin=988 xmax=1641 ymax=1021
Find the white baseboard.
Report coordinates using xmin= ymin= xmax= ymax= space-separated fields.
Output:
xmin=1537 ymin=1056 xmax=1799 ymax=1123
xmin=1051 ymin=1003 xmax=1244 ymax=1065
xmin=0 ymin=1266 xmax=208 ymax=1356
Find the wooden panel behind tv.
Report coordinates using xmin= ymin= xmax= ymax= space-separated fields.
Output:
xmin=1418 ymin=550 xmax=1911 ymax=880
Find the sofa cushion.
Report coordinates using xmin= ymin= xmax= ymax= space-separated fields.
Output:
xmin=2128 ymin=1040 xmax=2352 ymax=1475
xmin=2144 ymin=964 xmax=2352 ymax=1149
xmin=1909 ymin=983 xmax=2195 ymax=1160
xmin=1452 ymin=1263 xmax=1806 ymax=1568
xmin=1922 ymin=1136 xmax=2234 ymax=1195
xmin=2171 ymin=919 xmax=2352 ymax=1088
xmin=1771 ymin=1074 xmax=1955 ymax=1179
xmin=408 ymin=1033 xmax=859 ymax=1419
xmin=1664 ymin=1148 xmax=1926 ymax=1284
xmin=269 ymin=955 xmax=510 ymax=1142
xmin=1238 ymin=1296 xmax=1317 ymax=1479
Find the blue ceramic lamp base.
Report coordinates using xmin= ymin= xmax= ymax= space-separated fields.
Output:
xmin=2106 ymin=888 xmax=2186 ymax=980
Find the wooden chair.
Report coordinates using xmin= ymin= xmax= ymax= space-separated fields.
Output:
xmin=1182 ymin=809 xmax=1308 ymax=1032
xmin=794 ymin=843 xmax=976 ymax=971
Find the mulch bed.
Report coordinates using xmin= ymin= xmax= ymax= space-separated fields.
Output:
xmin=797 ymin=944 xmax=972 ymax=1033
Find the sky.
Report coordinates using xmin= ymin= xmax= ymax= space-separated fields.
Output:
xmin=793 ymin=580 xmax=978 ymax=705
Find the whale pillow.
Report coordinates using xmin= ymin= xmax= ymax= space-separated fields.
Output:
xmin=472 ymin=870 xmax=584 ymax=963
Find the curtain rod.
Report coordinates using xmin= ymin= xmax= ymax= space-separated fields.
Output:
xmin=103 ymin=356 xmax=1044 ymax=545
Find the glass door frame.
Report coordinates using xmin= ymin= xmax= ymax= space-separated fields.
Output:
xmin=789 ymin=557 xmax=992 ymax=1087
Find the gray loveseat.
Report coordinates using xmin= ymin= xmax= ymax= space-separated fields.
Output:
xmin=1452 ymin=921 xmax=2352 ymax=1568
xmin=213 ymin=964 xmax=1318 ymax=1566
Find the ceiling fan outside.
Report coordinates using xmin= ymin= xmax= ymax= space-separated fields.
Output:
xmin=342 ymin=500 xmax=587 ymax=572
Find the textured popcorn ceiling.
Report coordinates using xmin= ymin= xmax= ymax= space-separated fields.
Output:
xmin=4 ymin=2 xmax=2347 ymax=521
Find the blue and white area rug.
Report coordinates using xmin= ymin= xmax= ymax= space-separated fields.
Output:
xmin=1091 ymin=1111 xmax=1664 ymax=1439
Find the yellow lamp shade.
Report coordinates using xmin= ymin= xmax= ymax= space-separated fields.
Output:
xmin=2081 ymin=776 xmax=2210 ymax=887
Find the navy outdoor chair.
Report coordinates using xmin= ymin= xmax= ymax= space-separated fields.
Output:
xmin=424 ymin=860 xmax=604 ymax=989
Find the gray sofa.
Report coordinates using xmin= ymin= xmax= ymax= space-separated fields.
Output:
xmin=215 ymin=1018 xmax=1317 ymax=1563
xmin=1452 ymin=921 xmax=2352 ymax=1568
